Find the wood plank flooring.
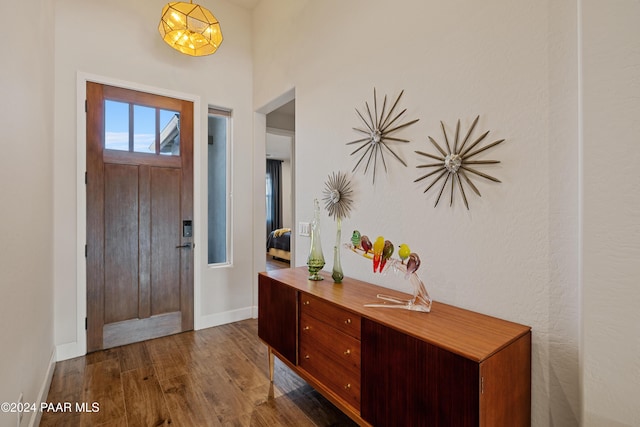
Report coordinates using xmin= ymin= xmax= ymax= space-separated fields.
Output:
xmin=266 ymin=255 xmax=290 ymax=272
xmin=40 ymin=319 xmax=357 ymax=426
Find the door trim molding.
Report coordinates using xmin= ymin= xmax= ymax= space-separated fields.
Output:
xmin=58 ymin=71 xmax=201 ymax=360
xmin=252 ymin=88 xmax=296 ymax=322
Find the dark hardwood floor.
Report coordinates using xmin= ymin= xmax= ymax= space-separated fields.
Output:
xmin=266 ymin=255 xmax=290 ymax=272
xmin=40 ymin=319 xmax=357 ymax=426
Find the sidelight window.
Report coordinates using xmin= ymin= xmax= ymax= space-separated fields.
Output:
xmin=207 ymin=107 xmax=231 ymax=265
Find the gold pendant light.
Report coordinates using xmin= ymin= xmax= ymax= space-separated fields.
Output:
xmin=159 ymin=1 xmax=223 ymax=57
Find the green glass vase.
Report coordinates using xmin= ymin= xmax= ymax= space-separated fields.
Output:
xmin=332 ymin=217 xmax=344 ymax=283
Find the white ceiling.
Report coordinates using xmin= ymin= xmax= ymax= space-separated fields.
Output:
xmin=274 ymin=99 xmax=295 ymax=116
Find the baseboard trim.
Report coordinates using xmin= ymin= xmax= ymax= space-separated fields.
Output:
xmin=196 ymin=306 xmax=254 ymax=330
xmin=27 ymin=349 xmax=56 ymax=427
xmin=54 ymin=307 xmax=257 ymax=361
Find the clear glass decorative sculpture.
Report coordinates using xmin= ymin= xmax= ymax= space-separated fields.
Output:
xmin=345 ymin=240 xmax=432 ymax=312
xmin=307 ymin=199 xmax=325 ymax=281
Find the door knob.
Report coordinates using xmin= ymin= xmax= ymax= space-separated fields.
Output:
xmin=176 ymin=243 xmax=193 ymax=249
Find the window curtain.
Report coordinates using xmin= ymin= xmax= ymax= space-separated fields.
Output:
xmin=266 ymin=159 xmax=283 ymax=237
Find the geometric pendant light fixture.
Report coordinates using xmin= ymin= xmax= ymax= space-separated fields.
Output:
xmin=159 ymin=1 xmax=223 ymax=56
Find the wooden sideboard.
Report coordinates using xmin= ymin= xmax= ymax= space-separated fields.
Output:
xmin=258 ymin=267 xmax=531 ymax=426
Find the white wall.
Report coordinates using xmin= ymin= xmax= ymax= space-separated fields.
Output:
xmin=581 ymin=1 xmax=640 ymax=425
xmin=53 ymin=0 xmax=254 ymax=356
xmin=0 ymin=1 xmax=56 ymax=426
xmin=253 ymin=0 xmax=581 ymax=425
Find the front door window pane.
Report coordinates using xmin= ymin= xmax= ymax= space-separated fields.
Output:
xmin=133 ymin=105 xmax=156 ymax=154
xmin=105 ymin=100 xmax=129 ymax=151
xmin=159 ymin=109 xmax=180 ymax=156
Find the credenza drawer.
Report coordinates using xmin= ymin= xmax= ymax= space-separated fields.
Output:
xmin=300 ymin=311 xmax=361 ymax=375
xmin=299 ymin=340 xmax=361 ymax=409
xmin=300 ymin=293 xmax=361 ymax=339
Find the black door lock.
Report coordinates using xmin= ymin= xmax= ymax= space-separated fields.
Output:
xmin=183 ymin=220 xmax=193 ymax=237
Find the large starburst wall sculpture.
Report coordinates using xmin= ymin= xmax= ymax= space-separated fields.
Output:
xmin=347 ymin=88 xmax=419 ymax=184
xmin=414 ymin=116 xmax=505 ymax=209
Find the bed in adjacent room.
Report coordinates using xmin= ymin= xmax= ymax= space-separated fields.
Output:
xmin=266 ymin=228 xmax=291 ymax=261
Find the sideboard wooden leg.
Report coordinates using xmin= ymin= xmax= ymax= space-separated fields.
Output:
xmin=268 ymin=347 xmax=274 ymax=383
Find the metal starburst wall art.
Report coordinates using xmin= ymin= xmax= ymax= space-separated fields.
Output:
xmin=322 ymin=171 xmax=354 ymax=220
xmin=347 ymin=88 xmax=419 ymax=184
xmin=415 ymin=116 xmax=505 ymax=210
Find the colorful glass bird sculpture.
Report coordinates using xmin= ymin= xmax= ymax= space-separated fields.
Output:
xmin=351 ymin=230 xmax=361 ymax=249
xmin=380 ymin=240 xmax=394 ymax=271
xmin=405 ymin=253 xmax=421 ymax=279
xmin=360 ymin=235 xmax=372 ymax=254
xmin=372 ymin=236 xmax=385 ymax=272
xmin=398 ymin=243 xmax=410 ymax=263
xmin=346 ymin=231 xmax=431 ymax=312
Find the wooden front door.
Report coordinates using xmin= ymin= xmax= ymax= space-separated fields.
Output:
xmin=86 ymin=82 xmax=194 ymax=352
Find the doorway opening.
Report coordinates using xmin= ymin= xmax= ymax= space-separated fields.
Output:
xmin=265 ymin=100 xmax=295 ymax=271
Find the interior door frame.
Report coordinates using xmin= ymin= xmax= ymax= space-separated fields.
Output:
xmin=252 ymin=88 xmax=296 ymax=318
xmin=62 ymin=72 xmax=202 ymax=359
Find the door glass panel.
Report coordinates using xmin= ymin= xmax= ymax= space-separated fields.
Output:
xmin=104 ymin=100 xmax=129 ymax=151
xmin=159 ymin=109 xmax=180 ymax=156
xmin=133 ymin=105 xmax=156 ymax=154
xmin=104 ymin=101 xmax=180 ymax=156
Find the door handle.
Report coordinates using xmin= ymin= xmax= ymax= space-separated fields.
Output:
xmin=175 ymin=243 xmax=193 ymax=249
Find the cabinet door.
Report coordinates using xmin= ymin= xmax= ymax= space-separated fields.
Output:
xmin=361 ymin=319 xmax=479 ymax=426
xmin=257 ymin=274 xmax=297 ymax=365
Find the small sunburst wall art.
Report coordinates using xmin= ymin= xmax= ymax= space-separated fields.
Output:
xmin=322 ymin=171 xmax=354 ymax=220
xmin=347 ymin=88 xmax=419 ymax=184
xmin=414 ymin=116 xmax=505 ymax=210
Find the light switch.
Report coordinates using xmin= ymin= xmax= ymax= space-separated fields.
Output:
xmin=299 ymin=222 xmax=310 ymax=236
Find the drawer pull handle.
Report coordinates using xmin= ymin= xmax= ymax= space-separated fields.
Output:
xmin=304 ymin=354 xmax=310 ymax=360
xmin=344 ymin=318 xmax=352 ymax=324
xmin=344 ymin=383 xmax=351 ymax=390
xmin=303 ymin=326 xmax=310 ymax=331
xmin=303 ymin=300 xmax=310 ymax=305
xmin=344 ymin=349 xmax=351 ymax=356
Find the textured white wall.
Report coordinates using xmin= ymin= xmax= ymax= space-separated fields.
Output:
xmin=253 ymin=0 xmax=581 ymax=425
xmin=53 ymin=0 xmax=254 ymax=354
xmin=581 ymin=1 xmax=640 ymax=425
xmin=0 ymin=0 xmax=55 ymax=425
